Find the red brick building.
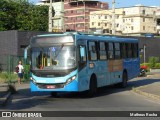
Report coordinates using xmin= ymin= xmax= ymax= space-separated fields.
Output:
xmin=64 ymin=0 xmax=108 ymax=32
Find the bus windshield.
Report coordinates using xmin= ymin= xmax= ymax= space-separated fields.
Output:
xmin=31 ymin=45 xmax=76 ymax=71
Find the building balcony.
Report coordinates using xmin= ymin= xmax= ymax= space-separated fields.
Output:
xmin=64 ymin=1 xmax=108 ymax=10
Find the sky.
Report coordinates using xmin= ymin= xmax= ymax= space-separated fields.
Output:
xmin=29 ymin=0 xmax=160 ymax=8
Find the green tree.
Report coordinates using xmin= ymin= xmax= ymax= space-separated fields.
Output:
xmin=0 ymin=0 xmax=49 ymax=31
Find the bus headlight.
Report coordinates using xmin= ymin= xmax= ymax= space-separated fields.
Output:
xmin=30 ymin=77 xmax=36 ymax=84
xmin=66 ymin=75 xmax=77 ymax=85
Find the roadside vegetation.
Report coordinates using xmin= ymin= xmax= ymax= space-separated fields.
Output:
xmin=140 ymin=56 xmax=160 ymax=72
xmin=0 ymin=65 xmax=30 ymax=83
xmin=0 ymin=72 xmax=18 ymax=83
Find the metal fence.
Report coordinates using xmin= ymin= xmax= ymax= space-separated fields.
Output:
xmin=0 ymin=55 xmax=30 ymax=81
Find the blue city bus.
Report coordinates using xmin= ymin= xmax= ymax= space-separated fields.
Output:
xmin=25 ymin=32 xmax=140 ymax=96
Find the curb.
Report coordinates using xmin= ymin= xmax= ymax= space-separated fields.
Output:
xmin=132 ymin=86 xmax=160 ymax=101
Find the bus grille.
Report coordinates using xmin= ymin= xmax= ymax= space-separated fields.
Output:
xmin=37 ymin=83 xmax=64 ymax=89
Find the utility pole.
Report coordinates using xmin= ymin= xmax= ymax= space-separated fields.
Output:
xmin=49 ymin=0 xmax=53 ymax=32
xmin=144 ymin=44 xmax=146 ymax=66
xmin=112 ymin=0 xmax=115 ymax=35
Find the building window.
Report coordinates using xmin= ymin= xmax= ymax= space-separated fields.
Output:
xmin=143 ymin=26 xmax=145 ymax=30
xmin=123 ymin=11 xmax=125 ymax=15
xmin=65 ymin=18 xmax=68 ymax=22
xmin=117 ymin=24 xmax=119 ymax=27
xmin=123 ymin=19 xmax=125 ymax=22
xmin=92 ymin=22 xmax=94 ymax=25
xmin=98 ymin=22 xmax=100 ymax=26
xmin=142 ymin=10 xmax=145 ymax=14
xmin=131 ymin=26 xmax=134 ymax=30
xmin=117 ymin=15 xmax=119 ymax=19
xmin=131 ymin=18 xmax=133 ymax=22
xmin=105 ymin=23 xmax=107 ymax=26
xmin=143 ymin=18 xmax=145 ymax=22
xmin=77 ymin=9 xmax=84 ymax=13
xmin=153 ymin=11 xmax=156 ymax=15
xmin=101 ymin=4 xmax=103 ymax=8
xmin=105 ymin=15 xmax=107 ymax=19
xmin=86 ymin=16 xmax=89 ymax=19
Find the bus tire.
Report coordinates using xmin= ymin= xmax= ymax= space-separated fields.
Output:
xmin=120 ymin=71 xmax=128 ymax=88
xmin=88 ymin=75 xmax=97 ymax=97
xmin=50 ymin=92 xmax=58 ymax=97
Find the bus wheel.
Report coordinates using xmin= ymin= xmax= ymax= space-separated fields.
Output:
xmin=120 ymin=71 xmax=128 ymax=88
xmin=88 ymin=76 xmax=97 ymax=97
xmin=50 ymin=92 xmax=58 ymax=97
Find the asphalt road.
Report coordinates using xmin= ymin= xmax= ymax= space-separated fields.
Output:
xmin=0 ymin=77 xmax=160 ymax=120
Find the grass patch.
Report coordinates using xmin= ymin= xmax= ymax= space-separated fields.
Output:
xmin=0 ymin=72 xmax=18 ymax=83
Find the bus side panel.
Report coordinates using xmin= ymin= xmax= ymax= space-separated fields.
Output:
xmin=96 ymin=61 xmax=109 ymax=87
xmin=78 ymin=66 xmax=90 ymax=92
xmin=123 ymin=58 xmax=140 ymax=80
xmin=132 ymin=58 xmax=140 ymax=78
xmin=123 ymin=59 xmax=132 ymax=80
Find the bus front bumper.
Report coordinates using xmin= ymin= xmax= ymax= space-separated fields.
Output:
xmin=30 ymin=80 xmax=78 ymax=92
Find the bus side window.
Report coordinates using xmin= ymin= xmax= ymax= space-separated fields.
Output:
xmin=108 ymin=42 xmax=114 ymax=59
xmin=79 ymin=46 xmax=86 ymax=62
xmin=120 ymin=43 xmax=127 ymax=58
xmin=88 ymin=41 xmax=98 ymax=61
xmin=132 ymin=43 xmax=138 ymax=58
xmin=127 ymin=43 xmax=132 ymax=58
xmin=114 ymin=42 xmax=121 ymax=59
xmin=99 ymin=42 xmax=107 ymax=60
xmin=78 ymin=45 xmax=87 ymax=70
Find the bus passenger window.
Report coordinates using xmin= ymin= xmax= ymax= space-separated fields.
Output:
xmin=114 ymin=43 xmax=121 ymax=59
xmin=120 ymin=43 xmax=127 ymax=58
xmin=126 ymin=43 xmax=132 ymax=58
xmin=132 ymin=43 xmax=138 ymax=58
xmin=99 ymin=42 xmax=107 ymax=60
xmin=108 ymin=43 xmax=114 ymax=59
xmin=88 ymin=42 xmax=97 ymax=60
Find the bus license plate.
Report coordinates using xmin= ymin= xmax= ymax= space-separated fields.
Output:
xmin=46 ymin=85 xmax=56 ymax=89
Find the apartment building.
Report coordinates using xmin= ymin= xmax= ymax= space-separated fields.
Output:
xmin=64 ymin=0 xmax=108 ymax=32
xmin=90 ymin=8 xmax=123 ymax=34
xmin=37 ymin=0 xmax=64 ymax=32
xmin=90 ymin=5 xmax=157 ymax=36
xmin=123 ymin=5 xmax=157 ymax=36
xmin=156 ymin=7 xmax=160 ymax=35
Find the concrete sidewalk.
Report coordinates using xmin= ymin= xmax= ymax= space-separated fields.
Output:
xmin=0 ymin=84 xmax=11 ymax=106
xmin=132 ymin=73 xmax=160 ymax=101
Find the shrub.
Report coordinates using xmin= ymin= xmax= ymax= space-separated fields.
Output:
xmin=23 ymin=65 xmax=30 ymax=81
xmin=148 ymin=57 xmax=159 ymax=68
xmin=155 ymin=63 xmax=160 ymax=69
